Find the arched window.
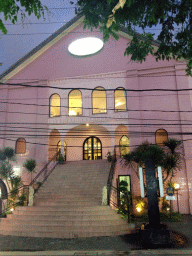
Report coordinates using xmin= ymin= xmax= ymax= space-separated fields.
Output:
xmin=15 ymin=138 xmax=26 ymax=154
xmin=115 ymin=87 xmax=126 ymax=111
xmin=92 ymin=87 xmax=107 ymax=114
xmin=69 ymin=90 xmax=82 ymax=116
xmin=64 ymin=141 xmax=67 ymax=161
xmin=57 ymin=141 xmax=67 ymax=160
xmin=156 ymin=129 xmax=168 ymax=145
xmin=119 ymin=135 xmax=129 ymax=157
xmin=49 ymin=94 xmax=60 ymax=117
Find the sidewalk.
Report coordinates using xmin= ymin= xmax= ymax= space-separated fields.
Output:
xmin=0 ymin=215 xmax=191 ymax=255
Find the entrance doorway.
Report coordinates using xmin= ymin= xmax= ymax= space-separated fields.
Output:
xmin=83 ymin=136 xmax=102 ymax=160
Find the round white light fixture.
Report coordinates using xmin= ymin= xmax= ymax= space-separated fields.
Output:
xmin=68 ymin=37 xmax=103 ymax=56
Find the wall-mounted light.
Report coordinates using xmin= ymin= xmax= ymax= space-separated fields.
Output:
xmin=136 ymin=206 xmax=142 ymax=213
xmin=13 ymin=166 xmax=20 ymax=176
xmin=174 ymin=183 xmax=180 ymax=190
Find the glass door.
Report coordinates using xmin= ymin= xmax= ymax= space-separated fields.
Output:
xmin=83 ymin=137 xmax=102 ymax=160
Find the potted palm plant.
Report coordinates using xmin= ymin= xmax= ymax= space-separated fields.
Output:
xmin=23 ymin=159 xmax=36 ymax=183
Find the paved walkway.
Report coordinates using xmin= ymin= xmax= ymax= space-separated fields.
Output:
xmin=0 ymin=215 xmax=191 ymax=255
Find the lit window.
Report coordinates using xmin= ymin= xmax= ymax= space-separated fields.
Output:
xmin=64 ymin=141 xmax=67 ymax=161
xmin=15 ymin=138 xmax=26 ymax=154
xmin=120 ymin=136 xmax=129 ymax=157
xmin=92 ymin=87 xmax=107 ymax=114
xmin=156 ymin=129 xmax=168 ymax=145
xmin=50 ymin=94 xmax=60 ymax=117
xmin=69 ymin=90 xmax=82 ymax=116
xmin=115 ymin=87 xmax=126 ymax=111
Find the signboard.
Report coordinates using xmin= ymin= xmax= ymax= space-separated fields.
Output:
xmin=166 ymin=196 xmax=175 ymax=200
xmin=166 ymin=187 xmax=174 ymax=196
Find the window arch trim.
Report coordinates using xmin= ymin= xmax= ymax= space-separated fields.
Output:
xmin=114 ymin=87 xmax=127 ymax=112
xmin=155 ymin=129 xmax=168 ymax=145
xmin=49 ymin=93 xmax=61 ymax=118
xmin=119 ymin=135 xmax=129 ymax=157
xmin=68 ymin=89 xmax=82 ymax=116
xmin=15 ymin=138 xmax=26 ymax=154
xmin=92 ymin=86 xmax=107 ymax=114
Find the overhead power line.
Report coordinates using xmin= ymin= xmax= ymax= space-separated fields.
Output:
xmin=0 ymin=82 xmax=191 ymax=91
xmin=0 ymin=136 xmax=190 ymax=150
xmin=0 ymin=99 xmax=191 ymax=114
xmin=0 ymin=121 xmax=191 ymax=126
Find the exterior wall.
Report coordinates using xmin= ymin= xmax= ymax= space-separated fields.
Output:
xmin=0 ymin=84 xmax=49 ymax=184
xmin=47 ymin=72 xmax=129 ymax=161
xmin=0 ymin=19 xmax=191 ymax=213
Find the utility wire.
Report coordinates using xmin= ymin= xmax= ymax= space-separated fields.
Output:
xmin=0 ymin=136 xmax=190 ymax=150
xmin=1 ymin=82 xmax=191 ymax=91
xmin=0 ymin=100 xmax=191 ymax=114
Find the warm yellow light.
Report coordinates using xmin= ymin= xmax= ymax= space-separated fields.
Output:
xmin=115 ymin=101 xmax=123 ymax=107
xmin=86 ymin=123 xmax=89 ymax=127
xmin=50 ymin=94 xmax=60 ymax=117
xmin=10 ymin=208 xmax=14 ymax=212
xmin=174 ymin=183 xmax=180 ymax=190
xmin=92 ymin=87 xmax=106 ymax=114
xmin=69 ymin=90 xmax=82 ymax=116
xmin=69 ymin=110 xmax=77 ymax=116
xmin=136 ymin=207 xmax=142 ymax=213
xmin=167 ymin=207 xmax=170 ymax=211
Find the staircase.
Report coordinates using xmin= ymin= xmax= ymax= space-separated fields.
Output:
xmin=0 ymin=160 xmax=134 ymax=238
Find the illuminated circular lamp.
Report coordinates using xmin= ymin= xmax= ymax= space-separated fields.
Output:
xmin=174 ymin=183 xmax=180 ymax=190
xmin=68 ymin=37 xmax=103 ymax=56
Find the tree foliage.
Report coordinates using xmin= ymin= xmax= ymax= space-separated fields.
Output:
xmin=0 ymin=147 xmax=17 ymax=190
xmin=0 ymin=0 xmax=46 ymax=34
xmin=76 ymin=0 xmax=192 ymax=75
xmin=123 ymin=139 xmax=181 ymax=184
xmin=23 ymin=159 xmax=36 ymax=182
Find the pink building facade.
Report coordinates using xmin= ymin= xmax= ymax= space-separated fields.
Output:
xmin=0 ymin=15 xmax=192 ymax=214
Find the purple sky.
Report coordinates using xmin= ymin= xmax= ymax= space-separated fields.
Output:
xmin=0 ymin=0 xmax=76 ymax=75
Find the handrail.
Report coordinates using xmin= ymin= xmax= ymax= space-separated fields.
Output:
xmin=29 ymin=151 xmax=59 ymax=189
xmin=108 ymin=184 xmax=119 ymax=208
xmin=1 ymin=185 xmax=29 ymax=217
xmin=1 ymin=151 xmax=59 ymax=217
xmin=107 ymin=147 xmax=117 ymax=205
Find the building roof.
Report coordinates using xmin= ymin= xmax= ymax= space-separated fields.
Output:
xmin=0 ymin=13 xmax=160 ymax=82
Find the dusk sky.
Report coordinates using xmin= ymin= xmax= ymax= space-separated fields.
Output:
xmin=0 ymin=0 xmax=77 ymax=75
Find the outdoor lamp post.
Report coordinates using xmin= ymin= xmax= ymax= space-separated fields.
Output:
xmin=174 ymin=183 xmax=180 ymax=213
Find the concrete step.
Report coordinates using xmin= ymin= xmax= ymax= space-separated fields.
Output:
xmin=34 ymin=201 xmax=101 ymax=206
xmin=0 ymin=223 xmax=131 ymax=233
xmin=13 ymin=205 xmax=113 ymax=215
xmin=0 ymin=228 xmax=132 ymax=239
xmin=5 ymin=213 xmax=120 ymax=221
xmin=0 ymin=218 xmax=126 ymax=226
xmin=0 ymin=160 xmax=134 ymax=239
